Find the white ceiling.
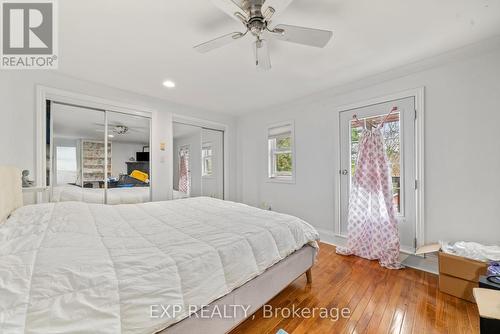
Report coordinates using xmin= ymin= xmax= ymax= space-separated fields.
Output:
xmin=52 ymin=104 xmax=150 ymax=144
xmin=58 ymin=0 xmax=500 ymax=114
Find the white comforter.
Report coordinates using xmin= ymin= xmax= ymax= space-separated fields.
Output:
xmin=0 ymin=197 xmax=318 ymax=333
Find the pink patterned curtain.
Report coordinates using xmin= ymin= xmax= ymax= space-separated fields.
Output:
xmin=178 ymin=151 xmax=189 ymax=194
xmin=337 ymin=128 xmax=402 ymax=269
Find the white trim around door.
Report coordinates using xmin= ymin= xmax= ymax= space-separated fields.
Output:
xmin=333 ymin=87 xmax=425 ymax=254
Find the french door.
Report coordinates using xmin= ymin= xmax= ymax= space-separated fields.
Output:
xmin=339 ymin=97 xmax=417 ymax=253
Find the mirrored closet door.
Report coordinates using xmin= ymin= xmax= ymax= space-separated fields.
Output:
xmin=173 ymin=122 xmax=224 ymax=200
xmin=47 ymin=101 xmax=152 ymax=204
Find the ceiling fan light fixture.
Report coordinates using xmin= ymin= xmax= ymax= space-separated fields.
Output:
xmin=196 ymin=0 xmax=333 ymax=69
xmin=113 ymin=125 xmax=129 ymax=135
xmin=263 ymin=7 xmax=275 ymax=21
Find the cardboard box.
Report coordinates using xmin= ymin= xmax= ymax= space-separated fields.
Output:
xmin=416 ymin=243 xmax=488 ymax=303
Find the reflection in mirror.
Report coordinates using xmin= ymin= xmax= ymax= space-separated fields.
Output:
xmin=201 ymin=128 xmax=224 ymax=199
xmin=49 ymin=102 xmax=152 ymax=204
xmin=51 ymin=103 xmax=106 ymax=203
xmin=172 ymin=122 xmax=224 ymax=200
xmin=106 ymin=111 xmax=151 ymax=204
xmin=173 ymin=122 xmax=202 ymax=199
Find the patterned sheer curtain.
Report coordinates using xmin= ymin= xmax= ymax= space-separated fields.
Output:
xmin=178 ymin=147 xmax=190 ymax=195
xmin=337 ymin=124 xmax=402 ymax=269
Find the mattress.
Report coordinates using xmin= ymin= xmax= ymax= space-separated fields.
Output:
xmin=52 ymin=184 xmax=151 ymax=204
xmin=0 ymin=197 xmax=319 ymax=333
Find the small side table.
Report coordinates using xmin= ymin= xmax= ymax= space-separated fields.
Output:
xmin=474 ymin=288 xmax=500 ymax=334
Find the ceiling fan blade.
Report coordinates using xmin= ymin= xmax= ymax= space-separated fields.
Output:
xmin=194 ymin=32 xmax=245 ymax=53
xmin=263 ymin=0 xmax=294 ymax=19
xmin=254 ymin=39 xmax=271 ymax=71
xmin=268 ymin=24 xmax=333 ymax=48
xmin=211 ymin=0 xmax=248 ymax=21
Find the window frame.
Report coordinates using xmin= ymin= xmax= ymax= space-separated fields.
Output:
xmin=266 ymin=121 xmax=295 ymax=184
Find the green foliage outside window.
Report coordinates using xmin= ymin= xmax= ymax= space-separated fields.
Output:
xmin=276 ymin=136 xmax=292 ymax=173
xmin=277 ymin=137 xmax=291 ymax=149
xmin=276 ymin=153 xmax=292 ymax=172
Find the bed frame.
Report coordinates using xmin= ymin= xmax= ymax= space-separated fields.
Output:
xmin=162 ymin=245 xmax=316 ymax=334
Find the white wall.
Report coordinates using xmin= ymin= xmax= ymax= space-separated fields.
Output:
xmin=0 ymin=71 xmax=237 ymax=201
xmin=236 ymin=42 xmax=500 ymax=246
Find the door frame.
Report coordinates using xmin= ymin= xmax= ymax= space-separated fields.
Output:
xmin=333 ymin=87 xmax=425 ymax=253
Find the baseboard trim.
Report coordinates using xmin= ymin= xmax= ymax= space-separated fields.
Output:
xmin=317 ymin=228 xmax=438 ymax=275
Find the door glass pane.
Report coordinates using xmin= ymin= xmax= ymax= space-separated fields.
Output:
xmin=107 ymin=111 xmax=151 ymax=204
xmin=350 ymin=112 xmax=402 ymax=213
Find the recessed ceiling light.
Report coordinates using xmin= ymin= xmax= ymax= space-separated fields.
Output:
xmin=108 ymin=134 xmax=114 ymax=138
xmin=163 ymin=80 xmax=176 ymax=88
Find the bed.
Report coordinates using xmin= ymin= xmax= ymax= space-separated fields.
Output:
xmin=0 ymin=166 xmax=319 ymax=334
xmin=52 ymin=184 xmax=151 ymax=204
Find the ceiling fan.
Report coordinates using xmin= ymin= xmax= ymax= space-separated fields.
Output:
xmin=194 ymin=0 xmax=333 ymax=71
xmin=94 ymin=123 xmax=146 ymax=135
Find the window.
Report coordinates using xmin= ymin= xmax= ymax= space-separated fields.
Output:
xmin=202 ymin=143 xmax=213 ymax=177
xmin=56 ymin=146 xmax=77 ymax=185
xmin=267 ymin=122 xmax=294 ymax=182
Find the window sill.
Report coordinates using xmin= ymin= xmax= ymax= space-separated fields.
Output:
xmin=266 ymin=177 xmax=295 ymax=184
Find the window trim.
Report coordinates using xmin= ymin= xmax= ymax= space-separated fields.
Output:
xmin=266 ymin=120 xmax=296 ymax=184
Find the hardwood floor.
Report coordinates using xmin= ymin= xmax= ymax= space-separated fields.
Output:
xmin=230 ymin=243 xmax=479 ymax=334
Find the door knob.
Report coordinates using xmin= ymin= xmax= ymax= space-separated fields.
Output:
xmin=341 ymin=169 xmax=348 ymax=175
